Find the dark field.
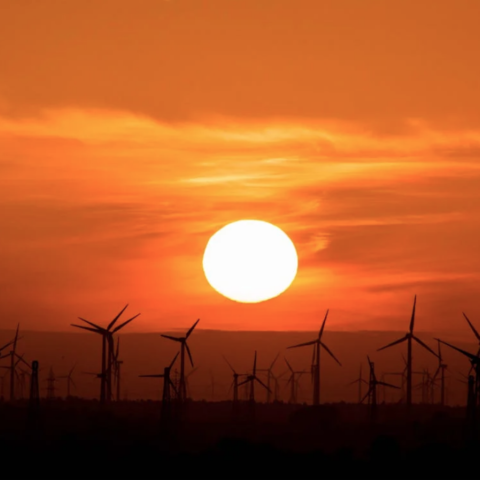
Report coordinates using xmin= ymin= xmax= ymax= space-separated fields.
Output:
xmin=1 ymin=399 xmax=479 ymax=479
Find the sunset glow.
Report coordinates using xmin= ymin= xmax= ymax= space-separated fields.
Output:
xmin=1 ymin=0 xmax=480 ymax=333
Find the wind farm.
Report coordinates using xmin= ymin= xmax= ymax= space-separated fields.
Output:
xmin=2 ymin=0 xmax=480 ymax=478
xmin=0 ymin=301 xmax=479 ymax=479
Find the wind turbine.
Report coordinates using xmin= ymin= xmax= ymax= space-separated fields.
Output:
xmin=160 ymin=319 xmax=199 ymax=402
xmin=58 ymin=364 xmax=77 ymax=398
xmin=139 ymin=352 xmax=179 ymax=404
xmin=462 ymin=313 xmax=480 ymax=375
xmin=361 ymin=356 xmax=399 ymax=421
xmin=273 ymin=371 xmax=287 ymax=402
xmin=184 ymin=367 xmax=198 ymax=399
xmin=435 ymin=338 xmax=480 ymax=407
xmin=284 ymin=358 xmax=309 ymax=404
xmin=287 ymin=309 xmax=341 ymax=405
xmin=238 ymin=351 xmax=271 ymax=403
xmin=0 ymin=325 xmax=21 ymax=401
xmin=432 ymin=340 xmax=448 ymax=406
xmin=347 ymin=364 xmax=369 ymax=403
xmin=256 ymin=353 xmax=280 ymax=402
xmin=71 ymin=304 xmax=140 ymax=403
xmin=223 ymin=355 xmax=247 ymax=404
xmin=377 ymin=295 xmax=438 ymax=408
xmin=112 ymin=337 xmax=123 ymax=401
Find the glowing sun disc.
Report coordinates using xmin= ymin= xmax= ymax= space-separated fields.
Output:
xmin=202 ymin=220 xmax=298 ymax=303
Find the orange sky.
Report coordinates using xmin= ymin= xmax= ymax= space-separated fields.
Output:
xmin=1 ymin=0 xmax=480 ymax=333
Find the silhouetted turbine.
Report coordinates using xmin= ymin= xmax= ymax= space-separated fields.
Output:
xmin=377 ymin=295 xmax=438 ymax=409
xmin=435 ymin=338 xmax=480 ymax=407
xmin=362 ymin=356 xmax=399 ymax=420
xmin=112 ymin=337 xmax=123 ymax=401
xmin=431 ymin=340 xmax=447 ymax=406
xmin=71 ymin=304 xmax=140 ymax=403
xmin=160 ymin=319 xmax=199 ymax=402
xmin=256 ymin=353 xmax=280 ymax=402
xmin=287 ymin=309 xmax=341 ymax=405
xmin=139 ymin=352 xmax=179 ymax=405
xmin=462 ymin=313 xmax=480 ymax=375
xmin=58 ymin=364 xmax=77 ymax=398
xmin=238 ymin=351 xmax=271 ymax=403
xmin=0 ymin=325 xmax=21 ymax=401
xmin=184 ymin=367 xmax=198 ymax=399
xmin=347 ymin=364 xmax=368 ymax=403
xmin=223 ymin=355 xmax=247 ymax=404
xmin=284 ymin=358 xmax=309 ymax=404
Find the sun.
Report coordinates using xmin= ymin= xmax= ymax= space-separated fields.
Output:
xmin=202 ymin=220 xmax=298 ymax=303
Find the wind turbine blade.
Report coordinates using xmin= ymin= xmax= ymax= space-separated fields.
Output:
xmin=254 ymin=376 xmax=272 ymax=393
xmin=432 ymin=366 xmax=441 ymax=383
xmin=70 ymin=363 xmax=77 ymax=376
xmin=222 ymin=355 xmax=236 ymax=374
xmin=107 ymin=304 xmax=129 ymax=331
xmin=412 ymin=336 xmax=439 ymax=358
xmin=160 ymin=334 xmax=181 ymax=342
xmin=185 ymin=367 xmax=198 ymax=378
xmin=12 ymin=324 xmax=20 ymax=353
xmin=186 ymin=318 xmax=200 ymax=339
xmin=284 ymin=357 xmax=294 ymax=373
xmin=185 ymin=342 xmax=194 ymax=367
xmin=253 ymin=351 xmax=257 ymax=375
xmin=71 ymin=324 xmax=101 ymax=334
xmin=287 ymin=339 xmax=317 ymax=349
xmin=71 ymin=379 xmax=77 ymax=389
xmin=111 ymin=313 xmax=140 ymax=333
xmin=377 ymin=335 xmax=408 ymax=351
xmin=237 ymin=378 xmax=251 ymax=387
xmin=436 ymin=339 xmax=442 ymax=363
xmin=269 ymin=353 xmax=280 ymax=371
xmin=169 ymin=379 xmax=178 ymax=396
xmin=14 ymin=353 xmax=31 ymax=369
xmin=360 ymin=388 xmax=372 ymax=404
xmin=376 ymin=381 xmax=400 ymax=389
xmin=115 ymin=338 xmax=120 ymax=360
xmin=0 ymin=340 xmax=13 ymax=353
xmin=347 ymin=379 xmax=360 ymax=386
xmin=409 ymin=295 xmax=417 ymax=333
xmin=78 ymin=317 xmax=105 ymax=331
xmin=318 ymin=309 xmax=329 ymax=339
xmin=169 ymin=352 xmax=179 ymax=369
xmin=320 ymin=342 xmax=342 ymax=366
xmin=435 ymin=338 xmax=479 ymax=364
xmin=463 ymin=312 xmax=480 ymax=342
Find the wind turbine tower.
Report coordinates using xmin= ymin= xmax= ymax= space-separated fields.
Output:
xmin=71 ymin=304 xmax=140 ymax=404
xmin=377 ymin=296 xmax=438 ymax=409
xmin=287 ymin=310 xmax=341 ymax=405
xmin=160 ymin=319 xmax=199 ymax=402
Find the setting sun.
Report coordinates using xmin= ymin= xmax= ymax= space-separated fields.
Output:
xmin=202 ymin=220 xmax=298 ymax=303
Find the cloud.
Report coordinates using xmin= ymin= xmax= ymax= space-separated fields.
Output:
xmin=1 ymin=1 xmax=480 ymax=132
xmin=1 ymin=108 xmax=480 ymax=331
